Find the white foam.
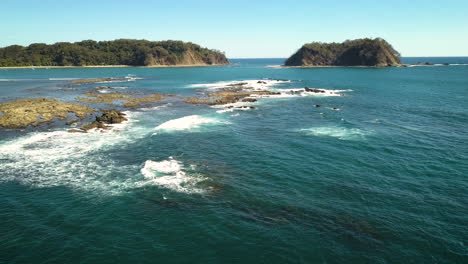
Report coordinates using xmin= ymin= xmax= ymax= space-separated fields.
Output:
xmin=191 ymin=79 xmax=290 ymax=91
xmin=140 ymin=158 xmax=205 ymax=194
xmin=154 ymin=115 xmax=227 ymax=131
xmin=300 ymin=126 xmax=370 ymax=140
xmin=96 ymin=76 xmax=142 ymax=84
xmin=139 ymin=103 xmax=172 ymax=111
xmin=0 ymin=111 xmax=150 ymax=194
xmin=264 ymin=88 xmax=351 ymax=98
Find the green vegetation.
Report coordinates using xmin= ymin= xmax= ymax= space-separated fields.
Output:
xmin=285 ymin=38 xmax=401 ymax=67
xmin=0 ymin=39 xmax=229 ymax=67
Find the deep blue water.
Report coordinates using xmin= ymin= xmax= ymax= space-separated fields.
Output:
xmin=1 ymin=58 xmax=467 ymax=263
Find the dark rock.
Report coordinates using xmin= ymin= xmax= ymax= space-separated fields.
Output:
xmin=79 ymin=110 xmax=127 ymax=132
xmin=67 ymin=129 xmax=86 ymax=133
xmin=96 ymin=110 xmax=127 ymax=124
xmin=241 ymin=98 xmax=257 ymax=103
xmin=66 ymin=119 xmax=79 ymax=126
xmin=80 ymin=121 xmax=110 ymax=131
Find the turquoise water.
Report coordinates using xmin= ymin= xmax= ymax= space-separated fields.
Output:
xmin=1 ymin=58 xmax=467 ymax=263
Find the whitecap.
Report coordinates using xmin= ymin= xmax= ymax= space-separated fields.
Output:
xmin=154 ymin=115 xmax=228 ymax=131
xmin=140 ymin=158 xmax=205 ymax=194
xmin=191 ymin=79 xmax=290 ymax=91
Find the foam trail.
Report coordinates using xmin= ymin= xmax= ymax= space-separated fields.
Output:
xmin=300 ymin=126 xmax=370 ymax=140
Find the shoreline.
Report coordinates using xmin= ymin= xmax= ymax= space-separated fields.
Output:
xmin=0 ymin=64 xmax=231 ymax=69
xmin=267 ymin=64 xmax=406 ymax=69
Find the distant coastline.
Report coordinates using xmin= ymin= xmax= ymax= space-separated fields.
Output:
xmin=266 ymin=65 xmax=403 ymax=69
xmin=0 ymin=39 xmax=229 ymax=68
xmin=0 ymin=64 xmax=229 ymax=69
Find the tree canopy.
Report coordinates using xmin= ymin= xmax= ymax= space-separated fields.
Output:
xmin=285 ymin=38 xmax=401 ymax=67
xmin=0 ymin=39 xmax=229 ymax=67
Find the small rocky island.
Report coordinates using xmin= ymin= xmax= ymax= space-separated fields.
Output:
xmin=0 ymin=39 xmax=229 ymax=67
xmin=285 ymin=38 xmax=401 ymax=67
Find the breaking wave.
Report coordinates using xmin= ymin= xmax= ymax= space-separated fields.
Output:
xmin=140 ymin=158 xmax=206 ymax=194
xmin=154 ymin=115 xmax=228 ymax=131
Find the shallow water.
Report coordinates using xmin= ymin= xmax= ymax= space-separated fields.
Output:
xmin=1 ymin=58 xmax=467 ymax=263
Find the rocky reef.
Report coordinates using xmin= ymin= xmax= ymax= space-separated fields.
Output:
xmin=0 ymin=98 xmax=94 ymax=129
xmin=285 ymin=38 xmax=401 ymax=67
xmin=70 ymin=110 xmax=128 ymax=133
xmin=77 ymin=89 xmax=168 ymax=108
xmin=184 ymin=83 xmax=280 ymax=105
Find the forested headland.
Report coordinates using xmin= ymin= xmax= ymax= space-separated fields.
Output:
xmin=285 ymin=38 xmax=401 ymax=67
xmin=0 ymin=39 xmax=229 ymax=67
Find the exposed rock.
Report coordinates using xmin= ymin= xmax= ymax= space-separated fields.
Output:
xmin=0 ymin=98 xmax=94 ymax=129
xmin=184 ymin=89 xmax=280 ymax=105
xmin=66 ymin=119 xmax=79 ymax=125
xmin=67 ymin=128 xmax=86 ymax=133
xmin=412 ymin=62 xmax=434 ymax=66
xmin=77 ymin=90 xmax=168 ymax=108
xmin=78 ymin=110 xmax=127 ymax=132
xmin=80 ymin=121 xmax=111 ymax=131
xmin=227 ymin=82 xmax=248 ymax=87
xmin=241 ymin=98 xmax=258 ymax=103
xmin=71 ymin=78 xmax=113 ymax=84
xmin=96 ymin=110 xmax=127 ymax=124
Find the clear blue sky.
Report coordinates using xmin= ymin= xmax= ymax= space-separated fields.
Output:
xmin=1 ymin=0 xmax=467 ymax=57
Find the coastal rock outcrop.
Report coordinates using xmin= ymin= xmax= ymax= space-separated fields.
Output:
xmin=79 ymin=110 xmax=128 ymax=132
xmin=0 ymin=98 xmax=94 ymax=129
xmin=285 ymin=38 xmax=401 ymax=67
xmin=184 ymin=88 xmax=280 ymax=105
xmin=77 ymin=89 xmax=169 ymax=108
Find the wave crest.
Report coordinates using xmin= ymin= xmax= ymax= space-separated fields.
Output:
xmin=140 ymin=158 xmax=205 ymax=194
xmin=154 ymin=115 xmax=228 ymax=131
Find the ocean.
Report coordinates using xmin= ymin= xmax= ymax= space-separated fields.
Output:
xmin=0 ymin=58 xmax=467 ymax=263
